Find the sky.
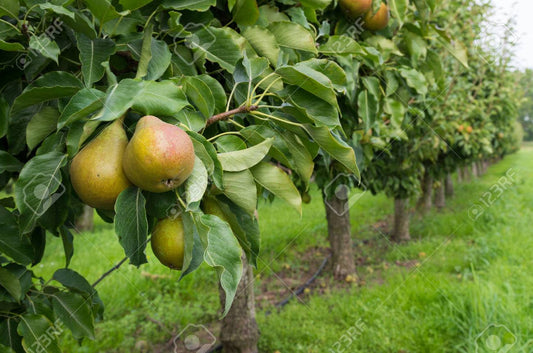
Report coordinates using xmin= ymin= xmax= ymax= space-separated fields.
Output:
xmin=490 ymin=0 xmax=533 ymax=70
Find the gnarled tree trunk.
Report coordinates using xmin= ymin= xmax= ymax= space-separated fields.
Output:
xmin=75 ymin=205 xmax=94 ymax=232
xmin=417 ymin=171 xmax=433 ymax=214
xmin=434 ymin=182 xmax=445 ymax=210
xmin=393 ymin=198 xmax=410 ymax=241
xmin=445 ymin=173 xmax=454 ymax=197
xmin=323 ymin=191 xmax=356 ymax=281
xmin=219 ymin=254 xmax=259 ymax=353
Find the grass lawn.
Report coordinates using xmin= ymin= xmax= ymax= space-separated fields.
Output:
xmin=36 ymin=146 xmax=533 ymax=352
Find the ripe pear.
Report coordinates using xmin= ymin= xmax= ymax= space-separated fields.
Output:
xmin=364 ymin=3 xmax=390 ymax=31
xmin=339 ymin=0 xmax=372 ymax=19
xmin=123 ymin=116 xmax=195 ymax=193
xmin=151 ymin=216 xmax=185 ymax=270
xmin=69 ymin=117 xmax=132 ymax=210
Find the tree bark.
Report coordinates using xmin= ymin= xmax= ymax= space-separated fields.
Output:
xmin=417 ymin=171 xmax=433 ymax=214
xmin=75 ymin=205 xmax=94 ymax=232
xmin=393 ymin=198 xmax=410 ymax=241
xmin=445 ymin=173 xmax=454 ymax=197
xmin=219 ymin=254 xmax=259 ymax=353
xmin=323 ymin=191 xmax=356 ymax=281
xmin=457 ymin=168 xmax=463 ymax=183
xmin=472 ymin=162 xmax=479 ymax=178
xmin=463 ymin=166 xmax=472 ymax=182
xmin=434 ymin=182 xmax=445 ymax=210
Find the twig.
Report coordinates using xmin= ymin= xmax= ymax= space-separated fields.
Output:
xmin=205 ymin=105 xmax=258 ymax=128
xmin=92 ymin=257 xmax=128 ymax=287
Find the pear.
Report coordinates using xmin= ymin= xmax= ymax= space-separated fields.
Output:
xmin=151 ymin=216 xmax=185 ymax=270
xmin=364 ymin=3 xmax=390 ymax=31
xmin=69 ymin=117 xmax=132 ymax=210
xmin=123 ymin=116 xmax=195 ymax=193
xmin=339 ymin=0 xmax=372 ymax=19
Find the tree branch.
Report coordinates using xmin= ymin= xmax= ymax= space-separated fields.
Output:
xmin=205 ymin=105 xmax=259 ymax=128
xmin=92 ymin=257 xmax=128 ymax=287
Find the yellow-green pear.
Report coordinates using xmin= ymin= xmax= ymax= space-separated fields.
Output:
xmin=69 ymin=117 xmax=132 ymax=210
xmin=339 ymin=0 xmax=372 ymax=19
xmin=151 ymin=216 xmax=185 ymax=270
xmin=123 ymin=116 xmax=195 ymax=193
xmin=364 ymin=3 xmax=390 ymax=31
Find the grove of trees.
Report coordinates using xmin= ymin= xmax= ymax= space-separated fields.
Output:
xmin=0 ymin=0 xmax=523 ymax=352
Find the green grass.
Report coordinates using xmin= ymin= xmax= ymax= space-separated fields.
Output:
xmin=36 ymin=147 xmax=533 ymax=352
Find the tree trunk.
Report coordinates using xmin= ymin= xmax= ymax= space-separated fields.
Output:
xmin=445 ymin=173 xmax=454 ymax=197
xmin=434 ymin=183 xmax=445 ymax=210
xmin=463 ymin=166 xmax=472 ymax=182
xmin=417 ymin=171 xmax=433 ymax=214
xmin=75 ymin=205 xmax=94 ymax=232
xmin=457 ymin=168 xmax=463 ymax=183
xmin=219 ymin=254 xmax=259 ymax=353
xmin=323 ymin=191 xmax=356 ymax=281
xmin=472 ymin=162 xmax=479 ymax=178
xmin=393 ymin=198 xmax=410 ymax=241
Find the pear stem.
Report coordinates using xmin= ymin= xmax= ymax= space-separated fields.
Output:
xmin=205 ymin=105 xmax=259 ymax=128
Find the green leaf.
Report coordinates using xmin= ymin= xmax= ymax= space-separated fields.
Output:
xmin=77 ymin=34 xmax=116 ymax=86
xmin=188 ymin=131 xmax=224 ymax=189
xmin=196 ymin=75 xmax=227 ymax=114
xmin=119 ymin=0 xmax=153 ymax=11
xmin=0 ymin=39 xmax=24 ymax=51
xmin=12 ymin=72 xmax=83 ymax=114
xmin=433 ymin=26 xmax=469 ymax=68
xmin=29 ymin=35 xmax=60 ymax=63
xmin=132 ymin=80 xmax=189 ymax=117
xmin=384 ymin=99 xmax=406 ymax=127
xmin=195 ymin=214 xmax=242 ymax=315
xmin=318 ymin=35 xmax=365 ymax=56
xmin=183 ymin=76 xmax=215 ymax=118
xmin=218 ymin=138 xmax=273 ymax=172
xmin=92 ymin=79 xmax=144 ymax=121
xmin=303 ymin=124 xmax=359 ymax=176
xmin=242 ymin=26 xmax=280 ymax=65
xmin=405 ymin=32 xmax=427 ymax=65
xmin=18 ymin=315 xmax=61 ymax=353
xmin=0 ymin=151 xmax=23 ymax=173
xmin=161 ymin=0 xmax=216 ymax=11
xmin=14 ymin=152 xmax=68 ymax=234
xmin=0 ymin=0 xmax=18 ymax=18
xmin=223 ymin=170 xmax=257 ymax=214
xmin=358 ymin=90 xmax=378 ymax=131
xmin=400 ymin=68 xmax=428 ymax=95
xmin=39 ymin=3 xmax=75 ymax=19
xmin=185 ymin=157 xmax=208 ymax=209
xmin=0 ymin=318 xmax=23 ymax=353
xmin=59 ymin=226 xmax=74 ymax=268
xmin=277 ymin=63 xmax=339 ymax=109
xmin=287 ymin=88 xmax=340 ymax=127
xmin=186 ymin=27 xmax=243 ymax=73
xmin=0 ymin=206 xmax=33 ymax=265
xmin=389 ymin=0 xmax=408 ymax=27
xmin=268 ymin=22 xmax=317 ymax=53
xmin=57 ymin=88 xmax=105 ymax=129
xmin=51 ymin=292 xmax=95 ymax=339
xmin=26 ymin=106 xmax=59 ymax=150
xmin=84 ymin=0 xmax=122 ymax=24
xmin=0 ymin=268 xmax=22 ymax=301
xmin=114 ymin=187 xmax=149 ymax=266
xmin=61 ymin=11 xmax=97 ymax=39
xmin=52 ymin=268 xmax=104 ymax=319
xmin=251 ymin=162 xmax=301 ymax=214
xmin=230 ymin=0 xmax=259 ymax=26
xmin=0 ymin=96 xmax=8 ymax=138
